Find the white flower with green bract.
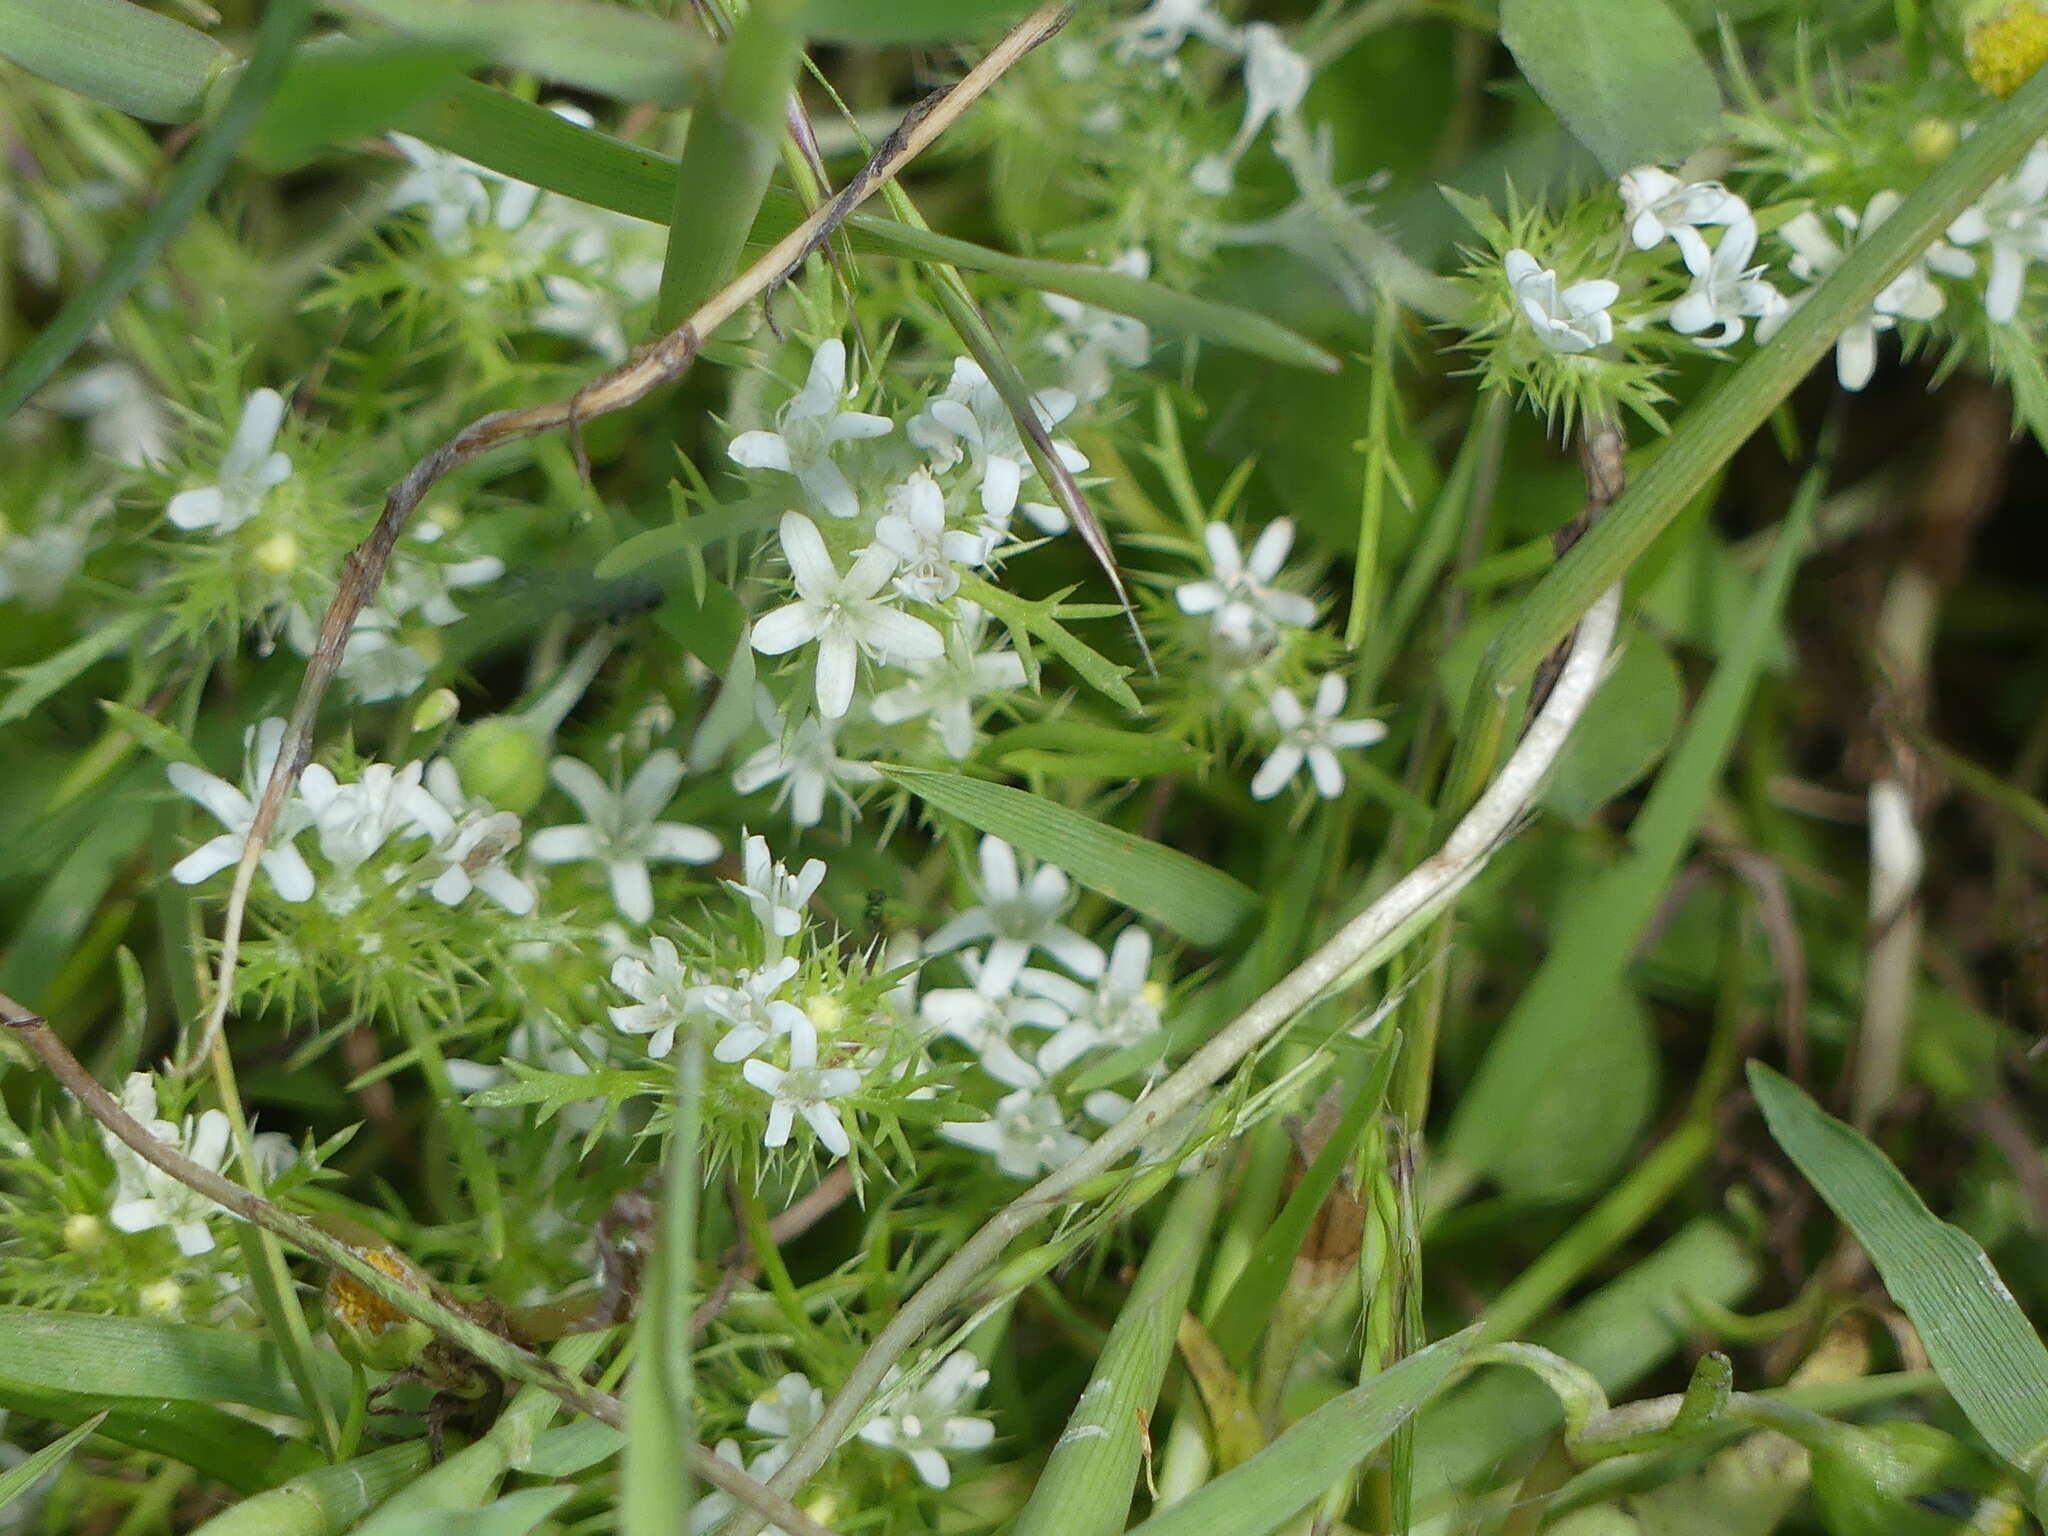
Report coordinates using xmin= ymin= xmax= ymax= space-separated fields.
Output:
xmin=1252 ymin=675 xmax=1386 ymax=800
xmin=925 ymin=835 xmax=1104 ymax=997
xmin=166 ymin=717 xmax=316 ymax=903
xmin=1504 ymin=248 xmax=1618 ymax=355
xmin=741 ymin=1017 xmax=861 ymax=1158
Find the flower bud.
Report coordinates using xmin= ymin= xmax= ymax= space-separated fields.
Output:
xmin=1908 ymin=117 xmax=1961 ymax=162
xmin=62 ymin=1213 xmax=106 ymax=1253
xmin=412 ymin=687 xmax=460 ymax=733
xmin=325 ymin=1248 xmax=435 ymax=1373
xmin=451 ymin=718 xmax=549 ymax=814
xmin=251 ymin=531 xmax=300 ymax=575
xmin=138 ymin=1278 xmax=184 ymax=1316
xmin=401 ymin=625 xmax=442 ymax=670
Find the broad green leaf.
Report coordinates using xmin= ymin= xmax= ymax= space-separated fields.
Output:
xmin=1126 ymin=1330 xmax=1480 ymax=1536
xmin=330 ymin=0 xmax=705 ymax=105
xmin=654 ymin=579 xmax=749 ymax=677
xmin=1013 ymin=1168 xmax=1225 ymax=1536
xmin=0 ymin=1307 xmax=351 ymax=1417
xmin=1486 ymin=983 xmax=1658 ymax=1201
xmin=394 ymin=85 xmax=1337 ymax=372
xmin=246 ymin=39 xmax=479 ymax=170
xmin=1540 ymin=629 xmax=1683 ymax=823
xmin=0 ymin=0 xmax=229 ymax=123
xmin=879 ymin=766 xmax=1259 ymax=946
xmin=0 ymin=1413 xmax=103 ymax=1517
xmin=1750 ymin=1064 xmax=2048 ymax=1511
xmin=802 ymin=0 xmax=1034 ymax=42
xmin=188 ymin=1441 xmax=431 ymax=1536
xmin=1499 ymin=0 xmax=1723 ymax=176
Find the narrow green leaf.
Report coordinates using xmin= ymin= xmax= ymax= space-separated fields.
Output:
xmin=801 ymin=0 xmax=1034 ymax=42
xmin=0 ymin=0 xmax=313 ymax=418
xmin=329 ymin=0 xmax=705 ymax=105
xmin=879 ymin=765 xmax=1258 ymax=946
xmin=357 ymin=1487 xmax=577 ymax=1536
xmin=246 ymin=39 xmax=479 ymax=170
xmin=0 ymin=613 xmax=150 ymax=728
xmin=392 ymin=84 xmax=1336 ymax=371
xmin=0 ymin=0 xmax=229 ymax=123
xmin=958 ymin=574 xmax=1139 ymax=711
xmin=0 ymin=1307 xmax=351 ymax=1417
xmin=0 ymin=1380 xmax=308 ymax=1494
xmin=1126 ymin=1330 xmax=1480 ymax=1536
xmin=99 ymin=696 xmax=207 ymax=770
xmin=1013 ymin=1167 xmax=1225 ymax=1536
xmin=1750 ymin=1063 xmax=2048 ymax=1510
xmin=1500 ymin=0 xmax=1723 ymax=175
xmin=987 ymin=720 xmax=1204 ymax=780
xmin=0 ymin=1413 xmax=103 ymax=1517
xmin=189 ymin=1441 xmax=432 ymax=1536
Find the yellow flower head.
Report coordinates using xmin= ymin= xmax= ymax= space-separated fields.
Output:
xmin=1968 ymin=2 xmax=2048 ymax=96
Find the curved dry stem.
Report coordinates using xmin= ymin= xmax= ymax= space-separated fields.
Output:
xmin=177 ymin=1 xmax=1075 ymax=1073
xmin=732 ymin=583 xmax=1625 ymax=1533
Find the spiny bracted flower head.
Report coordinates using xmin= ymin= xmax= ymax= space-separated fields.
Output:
xmin=741 ymin=1016 xmax=862 ymax=1158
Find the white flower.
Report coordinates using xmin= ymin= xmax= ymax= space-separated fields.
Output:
xmin=870 ymin=621 xmax=1028 ymax=760
xmin=608 ymin=935 xmax=699 ymax=1058
xmin=419 ymin=759 xmax=535 ymax=915
xmin=39 ymin=360 xmax=169 ymax=467
xmin=856 ymin=1352 xmax=996 ymax=1489
xmin=1946 ymin=138 xmax=2048 ymax=323
xmin=167 ymin=388 xmax=292 ymax=535
xmin=747 ymin=1372 xmax=825 ymax=1456
xmin=386 ymin=133 xmax=494 ymax=244
xmin=741 ymin=1018 xmax=861 ymax=1158
xmin=1022 ymin=928 xmax=1165 ymax=1075
xmin=1504 ymin=249 xmax=1618 ymax=355
xmin=1174 ymin=518 xmax=1318 ymax=658
xmin=1118 ymin=0 xmax=1239 ymax=58
xmin=907 ymin=358 xmax=1088 ymax=527
xmin=1757 ymin=193 xmax=1953 ymax=392
xmin=925 ymin=835 xmax=1105 ymax=996
xmin=531 ymin=274 xmax=629 ymax=362
xmin=702 ymin=956 xmax=810 ymax=1064
xmin=749 ymin=513 xmax=944 ymax=719
xmin=1192 ymin=23 xmax=1312 ymax=194
xmin=919 ymin=981 xmax=1068 ymax=1090
xmin=690 ymin=1440 xmax=791 ymax=1536
xmin=727 ymin=833 xmax=826 ymax=940
xmin=870 ymin=471 xmax=988 ymax=604
xmin=732 ymin=707 xmax=881 ymax=827
xmin=941 ymin=1086 xmax=1086 ymax=1179
xmin=1668 ymin=218 xmax=1784 ymax=347
xmin=166 ymin=718 xmax=316 ymax=902
xmin=1617 ymin=166 xmax=1749 ymax=251
xmin=103 ymin=1075 xmax=232 ymax=1256
xmin=1042 ymin=249 xmax=1153 ymax=402
xmin=728 ymin=339 xmax=892 ymax=520
xmin=296 ymin=760 xmax=451 ymax=899
xmin=0 ymin=503 xmax=95 ymax=609
xmin=1252 ymin=675 xmax=1387 ymax=800
xmin=529 ymin=751 xmax=720 ymax=924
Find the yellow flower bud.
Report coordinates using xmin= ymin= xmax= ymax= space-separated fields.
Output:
xmin=1908 ymin=117 xmax=1961 ymax=162
xmin=412 ymin=687 xmax=460 ymax=733
xmin=804 ymin=994 xmax=844 ymax=1033
xmin=251 ymin=531 xmax=300 ymax=575
xmin=139 ymin=1278 xmax=184 ymax=1316
xmin=62 ymin=1213 xmax=106 ymax=1253
xmin=1965 ymin=1 xmax=2048 ymax=95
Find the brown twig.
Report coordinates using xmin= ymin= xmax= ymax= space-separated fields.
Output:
xmin=179 ymin=1 xmax=1076 ymax=1073
xmin=0 ymin=993 xmax=841 ymax=1536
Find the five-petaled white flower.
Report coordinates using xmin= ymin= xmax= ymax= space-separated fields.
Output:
xmin=103 ymin=1074 xmax=233 ymax=1256
xmin=167 ymin=388 xmax=293 ymax=535
xmin=731 ymin=706 xmax=881 ymax=827
xmin=1022 ymin=927 xmax=1165 ymax=1075
xmin=702 ymin=956 xmax=811 ymax=1064
xmin=386 ymin=133 xmax=494 ymax=245
xmin=747 ymin=1372 xmax=826 ymax=1459
xmin=1252 ymin=675 xmax=1386 ymax=800
xmin=869 ymin=470 xmax=989 ymax=604
xmin=1669 ymin=219 xmax=1785 ymax=348
xmin=727 ymin=832 xmax=826 ymax=940
xmin=1504 ymin=249 xmax=1619 ymax=355
xmin=920 ymin=980 xmax=1067 ymax=1089
xmin=908 ymin=358 xmax=1087 ymax=529
xmin=925 ymin=835 xmax=1105 ymax=996
xmin=166 ymin=717 xmax=316 ymax=902
xmin=1618 ymin=166 xmax=1749 ymax=251
xmin=1118 ymin=0 xmax=1239 ymax=58
xmin=750 ymin=513 xmax=944 ymax=719
xmin=1757 ymin=192 xmax=1954 ymax=392
xmin=1946 ymin=137 xmax=2048 ymax=323
xmin=741 ymin=1018 xmax=861 ymax=1158
xmin=608 ymin=935 xmax=700 ymax=1059
xmin=870 ymin=620 xmax=1028 ymax=760
xmin=1043 ymin=249 xmax=1154 ymax=402
xmin=529 ymin=751 xmax=720 ymax=924
xmin=419 ymin=759 xmax=535 ymax=915
xmin=728 ymin=339 xmax=892 ymax=520
xmin=941 ymin=1086 xmax=1087 ymax=1179
xmin=1193 ymin=23 xmax=1312 ymax=195
xmin=856 ymin=1352 xmax=996 ymax=1489
xmin=1175 ymin=518 xmax=1318 ymax=659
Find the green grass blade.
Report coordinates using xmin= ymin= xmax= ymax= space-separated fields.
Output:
xmin=357 ymin=1487 xmax=577 ymax=1536
xmin=394 ymin=83 xmax=1334 ymax=370
xmin=878 ymin=765 xmax=1259 ymax=945
xmin=189 ymin=1441 xmax=432 ymax=1536
xmin=1749 ymin=1063 xmax=2048 ymax=1512
xmin=0 ymin=1381 xmax=308 ymax=1493
xmin=331 ymin=0 xmax=705 ymax=105
xmin=654 ymin=0 xmax=804 ymax=327
xmin=800 ymin=0 xmax=1034 ymax=41
xmin=0 ymin=1412 xmax=103 ymax=1517
xmin=245 ymin=38 xmax=479 ymax=170
xmin=1012 ymin=1166 xmax=1225 ymax=1536
xmin=1443 ymin=445 xmax=1825 ymax=1190
xmin=0 ymin=0 xmax=313 ymax=420
xmin=0 ymin=0 xmax=228 ymax=122
xmin=1126 ymin=1329 xmax=1480 ymax=1536
xmin=0 ymin=1307 xmax=351 ymax=1415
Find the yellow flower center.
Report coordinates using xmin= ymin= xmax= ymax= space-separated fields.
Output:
xmin=1969 ymin=3 xmax=2048 ymax=96
xmin=327 ymin=1248 xmax=415 ymax=1335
